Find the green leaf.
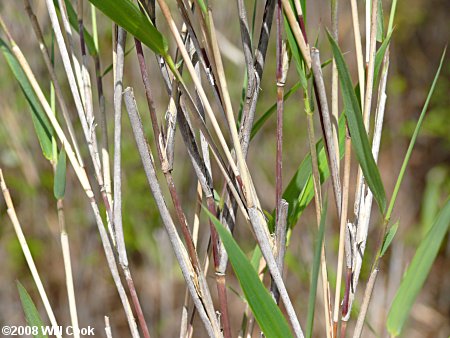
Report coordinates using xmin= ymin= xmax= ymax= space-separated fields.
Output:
xmin=54 ymin=147 xmax=67 ymax=199
xmin=284 ymin=14 xmax=307 ymax=89
xmin=0 ymin=39 xmax=54 ymax=160
xmin=306 ymin=201 xmax=328 ymax=338
xmin=282 ymin=114 xmax=345 ymax=230
xmin=204 ymin=208 xmax=293 ymax=338
xmin=17 ymin=281 xmax=48 ymax=338
xmin=374 ymin=30 xmax=392 ymax=87
xmin=387 ymin=200 xmax=450 ymax=336
xmin=88 ymin=0 xmax=168 ymax=56
xmin=385 ymin=48 xmax=446 ymax=220
xmin=195 ymin=0 xmax=208 ymax=15
xmin=380 ymin=221 xmax=399 ymax=257
xmin=376 ymin=0 xmax=384 ymax=43
xmin=54 ymin=0 xmax=97 ymax=56
xmin=327 ymin=31 xmax=387 ymax=214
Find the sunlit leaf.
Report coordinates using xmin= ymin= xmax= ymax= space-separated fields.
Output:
xmin=328 ymin=31 xmax=387 ymax=213
xmin=204 ymin=208 xmax=293 ymax=338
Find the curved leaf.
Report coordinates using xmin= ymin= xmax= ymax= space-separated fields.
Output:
xmin=327 ymin=31 xmax=387 ymax=213
xmin=17 ymin=281 xmax=48 ymax=338
xmin=387 ymin=200 xmax=450 ymax=336
xmin=204 ymin=208 xmax=293 ymax=338
xmin=88 ymin=0 xmax=168 ymax=56
xmin=0 ymin=39 xmax=53 ymax=160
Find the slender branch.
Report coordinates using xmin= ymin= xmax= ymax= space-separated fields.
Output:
xmin=350 ymin=0 xmax=365 ymax=109
xmin=270 ymin=199 xmax=289 ymax=303
xmin=310 ymin=48 xmax=342 ymax=217
xmin=333 ymin=129 xmax=352 ymax=334
xmin=331 ymin=0 xmax=340 ymax=176
xmin=113 ymin=27 xmax=128 ymax=268
xmin=56 ymin=197 xmax=80 ymax=338
xmin=123 ymin=88 xmax=221 ymax=337
xmin=0 ymin=22 xmax=140 ymax=336
xmin=24 ymin=0 xmax=84 ymax=167
xmin=0 ymin=169 xmax=62 ymax=338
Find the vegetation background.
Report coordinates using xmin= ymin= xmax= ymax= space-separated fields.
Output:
xmin=0 ymin=0 xmax=448 ymax=337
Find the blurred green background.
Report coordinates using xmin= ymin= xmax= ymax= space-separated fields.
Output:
xmin=0 ymin=0 xmax=448 ymax=337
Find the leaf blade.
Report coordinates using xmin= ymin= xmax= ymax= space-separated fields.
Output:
xmin=54 ymin=147 xmax=67 ymax=199
xmin=387 ymin=200 xmax=450 ymax=336
xmin=327 ymin=31 xmax=387 ymax=213
xmin=88 ymin=0 xmax=168 ymax=56
xmin=204 ymin=208 xmax=293 ymax=338
xmin=0 ymin=39 xmax=54 ymax=160
xmin=17 ymin=281 xmax=48 ymax=338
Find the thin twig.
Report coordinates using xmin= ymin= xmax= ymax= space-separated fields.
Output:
xmin=311 ymin=48 xmax=342 ymax=217
xmin=350 ymin=0 xmax=365 ymax=109
xmin=0 ymin=169 xmax=62 ymax=338
xmin=113 ymin=27 xmax=128 ymax=268
xmin=333 ymin=129 xmax=352 ymax=334
xmin=56 ymin=197 xmax=80 ymax=338
xmin=331 ymin=0 xmax=340 ymax=177
xmin=24 ymin=0 xmax=84 ymax=167
xmin=124 ymin=88 xmax=221 ymax=337
xmin=270 ymin=199 xmax=289 ymax=303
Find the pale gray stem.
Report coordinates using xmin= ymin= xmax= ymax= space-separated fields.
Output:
xmin=113 ymin=27 xmax=128 ymax=267
xmin=89 ymin=199 xmax=140 ymax=338
xmin=123 ymin=88 xmax=221 ymax=337
xmin=270 ymin=199 xmax=289 ymax=303
xmin=310 ymin=48 xmax=342 ymax=217
xmin=248 ymin=207 xmax=304 ymax=338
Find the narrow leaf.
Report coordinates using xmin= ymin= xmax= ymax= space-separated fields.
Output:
xmin=327 ymin=31 xmax=387 ymax=213
xmin=0 ymin=39 xmax=53 ymax=160
xmin=380 ymin=221 xmax=399 ymax=257
xmin=53 ymin=147 xmax=67 ymax=199
xmin=387 ymin=200 xmax=450 ymax=336
xmin=376 ymin=0 xmax=384 ymax=42
xmin=17 ymin=281 xmax=48 ymax=338
xmin=306 ymin=201 xmax=328 ymax=338
xmin=284 ymin=15 xmax=307 ymax=89
xmin=386 ymin=48 xmax=446 ymax=219
xmin=374 ymin=30 xmax=392 ymax=86
xmin=204 ymin=208 xmax=293 ymax=338
xmin=88 ymin=0 xmax=168 ymax=56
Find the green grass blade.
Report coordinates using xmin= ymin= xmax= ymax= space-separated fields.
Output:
xmin=88 ymin=0 xmax=168 ymax=56
xmin=0 ymin=39 xmax=53 ymax=160
xmin=385 ymin=48 xmax=447 ymax=220
xmin=306 ymin=201 xmax=328 ymax=338
xmin=374 ymin=30 xmax=392 ymax=87
xmin=380 ymin=220 xmax=399 ymax=257
xmin=54 ymin=0 xmax=97 ymax=56
xmin=376 ymin=0 xmax=384 ymax=42
xmin=284 ymin=14 xmax=307 ymax=89
xmin=387 ymin=199 xmax=450 ymax=336
xmin=204 ymin=208 xmax=293 ymax=338
xmin=53 ymin=147 xmax=67 ymax=199
xmin=282 ymin=114 xmax=345 ymax=229
xmin=327 ymin=31 xmax=387 ymax=214
xmin=17 ymin=281 xmax=48 ymax=338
